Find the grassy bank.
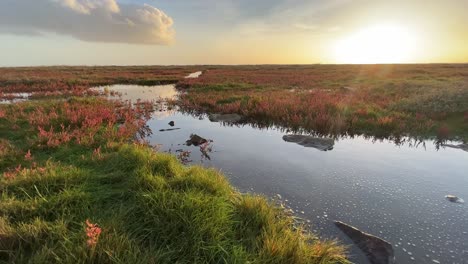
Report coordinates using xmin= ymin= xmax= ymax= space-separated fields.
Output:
xmin=0 ymin=98 xmax=347 ymax=263
xmin=177 ymin=64 xmax=468 ymax=141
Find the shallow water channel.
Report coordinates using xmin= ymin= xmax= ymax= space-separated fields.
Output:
xmin=95 ymin=83 xmax=468 ymax=264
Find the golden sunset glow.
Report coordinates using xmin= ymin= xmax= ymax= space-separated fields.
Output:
xmin=333 ymin=24 xmax=419 ymax=64
xmin=0 ymin=1 xmax=467 ymax=65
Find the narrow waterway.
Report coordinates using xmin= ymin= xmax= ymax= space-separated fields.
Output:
xmin=95 ymin=82 xmax=468 ymax=264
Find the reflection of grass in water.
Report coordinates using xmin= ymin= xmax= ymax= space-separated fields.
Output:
xmin=0 ymin=99 xmax=348 ymax=263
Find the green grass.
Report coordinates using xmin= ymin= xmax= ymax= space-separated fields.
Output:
xmin=0 ymin=100 xmax=348 ymax=264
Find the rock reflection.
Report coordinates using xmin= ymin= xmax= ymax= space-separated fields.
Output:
xmin=442 ymin=143 xmax=468 ymax=152
xmin=282 ymin=135 xmax=334 ymax=151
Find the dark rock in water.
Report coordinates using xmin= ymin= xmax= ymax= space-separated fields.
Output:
xmin=208 ymin=113 xmax=242 ymax=123
xmin=445 ymin=195 xmax=464 ymax=204
xmin=442 ymin=143 xmax=468 ymax=152
xmin=335 ymin=221 xmax=395 ymax=264
xmin=186 ymin=134 xmax=208 ymax=146
xmin=159 ymin=128 xmax=180 ymax=132
xmin=282 ymin=135 xmax=334 ymax=151
xmin=168 ymin=121 xmax=175 ymax=127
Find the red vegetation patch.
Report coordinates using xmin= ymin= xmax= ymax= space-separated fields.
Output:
xmin=3 ymin=99 xmax=154 ymax=149
xmin=177 ymin=88 xmax=417 ymax=135
xmin=85 ymin=219 xmax=102 ymax=248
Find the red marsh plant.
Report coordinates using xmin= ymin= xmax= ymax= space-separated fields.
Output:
xmin=2 ymin=162 xmax=48 ymax=180
xmin=24 ymin=150 xmax=32 ymax=161
xmin=85 ymin=219 xmax=102 ymax=248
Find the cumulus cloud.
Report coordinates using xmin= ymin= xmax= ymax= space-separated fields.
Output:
xmin=0 ymin=0 xmax=174 ymax=45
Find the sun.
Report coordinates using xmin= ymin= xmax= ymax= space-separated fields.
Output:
xmin=333 ymin=24 xmax=418 ymax=64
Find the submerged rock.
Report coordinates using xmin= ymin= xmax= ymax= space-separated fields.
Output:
xmin=445 ymin=195 xmax=464 ymax=204
xmin=442 ymin=143 xmax=468 ymax=152
xmin=186 ymin=134 xmax=208 ymax=146
xmin=208 ymin=113 xmax=242 ymax=123
xmin=335 ymin=221 xmax=395 ymax=264
xmin=282 ymin=135 xmax=334 ymax=151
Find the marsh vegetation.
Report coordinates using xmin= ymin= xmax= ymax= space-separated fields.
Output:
xmin=1 ymin=65 xmax=467 ymax=263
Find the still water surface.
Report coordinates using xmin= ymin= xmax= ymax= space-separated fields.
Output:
xmin=97 ymin=83 xmax=468 ymax=264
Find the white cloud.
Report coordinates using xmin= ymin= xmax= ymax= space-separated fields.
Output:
xmin=0 ymin=0 xmax=174 ymax=45
xmin=57 ymin=0 xmax=120 ymax=14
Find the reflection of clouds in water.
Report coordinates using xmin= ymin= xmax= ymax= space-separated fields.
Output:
xmin=92 ymin=84 xmax=179 ymax=119
xmin=92 ymin=84 xmax=178 ymax=102
xmin=0 ymin=92 xmax=32 ymax=104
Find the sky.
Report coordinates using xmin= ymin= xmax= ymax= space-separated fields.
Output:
xmin=0 ymin=0 xmax=467 ymax=66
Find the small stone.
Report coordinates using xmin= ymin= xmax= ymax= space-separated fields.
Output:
xmin=186 ymin=134 xmax=208 ymax=146
xmin=445 ymin=195 xmax=464 ymax=204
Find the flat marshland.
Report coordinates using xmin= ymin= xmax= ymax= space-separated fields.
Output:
xmin=0 ymin=67 xmax=348 ymax=263
xmin=1 ymin=64 xmax=467 ymax=263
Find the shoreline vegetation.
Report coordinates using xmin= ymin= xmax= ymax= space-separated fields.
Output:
xmin=177 ymin=64 xmax=468 ymax=142
xmin=0 ymin=67 xmax=349 ymax=263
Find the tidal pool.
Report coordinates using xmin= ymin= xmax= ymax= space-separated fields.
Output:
xmin=99 ymin=83 xmax=468 ymax=264
xmin=0 ymin=92 xmax=31 ymax=104
xmin=185 ymin=71 xmax=203 ymax=78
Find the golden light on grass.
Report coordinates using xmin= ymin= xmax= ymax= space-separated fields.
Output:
xmin=333 ymin=24 xmax=418 ymax=64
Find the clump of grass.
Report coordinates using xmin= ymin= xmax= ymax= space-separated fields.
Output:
xmin=0 ymin=100 xmax=348 ymax=263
